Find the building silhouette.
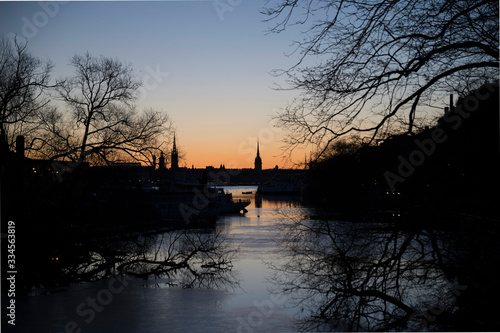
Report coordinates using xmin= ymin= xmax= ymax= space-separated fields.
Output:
xmin=159 ymin=151 xmax=166 ymax=170
xmin=254 ymin=140 xmax=262 ymax=171
xmin=171 ymin=134 xmax=179 ymax=170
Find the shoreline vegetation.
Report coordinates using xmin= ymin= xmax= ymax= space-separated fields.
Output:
xmin=1 ymin=1 xmax=499 ymax=329
xmin=3 ymin=82 xmax=499 ymax=266
xmin=1 ymin=83 xmax=499 ymax=331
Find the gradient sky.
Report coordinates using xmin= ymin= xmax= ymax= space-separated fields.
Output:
xmin=0 ymin=0 xmax=313 ymax=169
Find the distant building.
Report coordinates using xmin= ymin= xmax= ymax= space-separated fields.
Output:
xmin=171 ymin=134 xmax=179 ymax=170
xmin=159 ymin=151 xmax=166 ymax=170
xmin=254 ymin=140 xmax=262 ymax=171
xmin=114 ymin=162 xmax=142 ymax=168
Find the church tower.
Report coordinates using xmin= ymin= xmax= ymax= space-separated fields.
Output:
xmin=159 ymin=151 xmax=165 ymax=170
xmin=171 ymin=134 xmax=179 ymax=170
xmin=254 ymin=140 xmax=262 ymax=171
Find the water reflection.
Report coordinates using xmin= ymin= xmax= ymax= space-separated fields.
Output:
xmin=17 ymin=190 xmax=499 ymax=332
xmin=255 ymin=194 xmax=262 ymax=208
xmin=58 ymin=228 xmax=239 ymax=291
xmin=254 ymin=194 xmax=302 ymax=209
xmin=269 ymin=211 xmax=499 ymax=331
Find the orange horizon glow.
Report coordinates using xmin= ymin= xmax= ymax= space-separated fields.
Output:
xmin=163 ymin=112 xmax=312 ymax=170
xmin=169 ymin=137 xmax=308 ymax=170
xmin=2 ymin=1 xmax=313 ymax=171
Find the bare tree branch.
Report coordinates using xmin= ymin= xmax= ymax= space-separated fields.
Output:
xmin=0 ymin=34 xmax=53 ymax=148
xmin=265 ymin=0 xmax=499 ymax=156
xmin=49 ymin=52 xmax=172 ymax=165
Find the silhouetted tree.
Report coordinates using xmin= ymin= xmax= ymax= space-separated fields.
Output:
xmin=0 ymin=35 xmax=52 ymax=149
xmin=52 ymin=52 xmax=171 ymax=165
xmin=60 ymin=228 xmax=238 ymax=290
xmin=306 ymin=136 xmax=370 ymax=208
xmin=264 ymin=0 xmax=499 ymax=156
xmin=269 ymin=213 xmax=472 ymax=331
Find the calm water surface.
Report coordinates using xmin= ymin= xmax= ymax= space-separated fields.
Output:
xmin=16 ymin=186 xmax=304 ymax=333
xmin=15 ymin=186 xmax=497 ymax=332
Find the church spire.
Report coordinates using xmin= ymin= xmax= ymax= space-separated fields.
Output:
xmin=254 ymin=140 xmax=262 ymax=171
xmin=171 ymin=134 xmax=179 ymax=170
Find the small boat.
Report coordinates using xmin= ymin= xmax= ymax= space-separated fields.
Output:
xmin=242 ymin=191 xmax=253 ymax=194
xmin=213 ymin=188 xmax=251 ymax=214
xmin=150 ymin=186 xmax=250 ymax=220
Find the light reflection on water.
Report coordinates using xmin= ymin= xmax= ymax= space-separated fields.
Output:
xmin=12 ymin=186 xmax=493 ymax=332
xmin=14 ymin=186 xmax=303 ymax=333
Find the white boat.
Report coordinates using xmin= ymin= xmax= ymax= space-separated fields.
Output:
xmin=150 ymin=185 xmax=250 ymax=221
xmin=212 ymin=188 xmax=251 ymax=214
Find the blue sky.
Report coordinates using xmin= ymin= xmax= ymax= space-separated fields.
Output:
xmin=0 ymin=1 xmax=307 ymax=168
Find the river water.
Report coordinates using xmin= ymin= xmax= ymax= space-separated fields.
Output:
xmin=14 ymin=186 xmax=304 ymax=333
xmin=12 ymin=186 xmax=499 ymax=332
